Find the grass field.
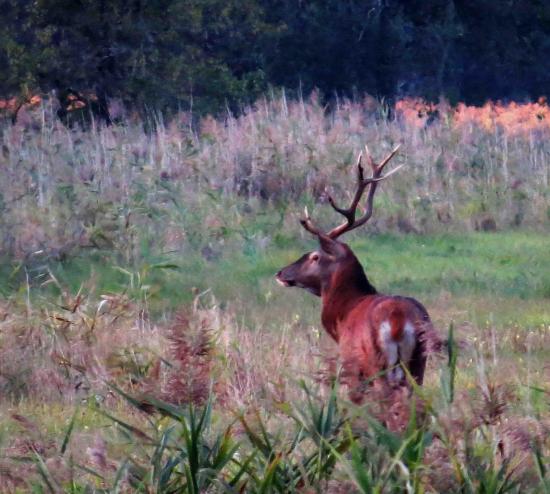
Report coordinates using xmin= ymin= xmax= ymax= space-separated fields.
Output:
xmin=0 ymin=97 xmax=549 ymax=492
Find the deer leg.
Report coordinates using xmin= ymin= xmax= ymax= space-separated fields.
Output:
xmin=340 ymin=351 xmax=370 ymax=404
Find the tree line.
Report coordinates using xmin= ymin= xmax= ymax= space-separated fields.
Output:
xmin=1 ymin=0 xmax=549 ymax=120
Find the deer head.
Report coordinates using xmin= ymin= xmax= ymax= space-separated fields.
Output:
xmin=276 ymin=145 xmax=402 ymax=298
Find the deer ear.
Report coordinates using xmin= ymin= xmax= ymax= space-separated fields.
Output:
xmin=317 ymin=234 xmax=345 ymax=257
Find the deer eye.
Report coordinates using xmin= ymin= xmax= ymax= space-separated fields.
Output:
xmin=311 ymin=253 xmax=320 ymax=262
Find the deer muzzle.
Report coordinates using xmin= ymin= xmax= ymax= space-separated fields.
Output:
xmin=275 ymin=270 xmax=295 ymax=287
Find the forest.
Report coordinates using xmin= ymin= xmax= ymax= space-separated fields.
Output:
xmin=1 ymin=0 xmax=550 ymax=118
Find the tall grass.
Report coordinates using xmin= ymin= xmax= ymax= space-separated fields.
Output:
xmin=0 ymin=96 xmax=548 ymax=492
xmin=0 ymin=286 xmax=548 ymax=492
xmin=12 ymin=343 xmax=550 ymax=493
xmin=0 ymin=95 xmax=548 ymax=265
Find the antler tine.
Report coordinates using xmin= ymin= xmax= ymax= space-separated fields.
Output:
xmin=364 ymin=144 xmax=376 ymax=171
xmin=326 ymin=144 xmax=401 ymax=239
xmin=327 ymin=151 xmax=365 ymax=215
xmin=376 ymin=144 xmax=401 ymax=175
xmin=299 ymin=206 xmax=325 ymax=236
xmin=356 ymin=151 xmax=365 ymax=182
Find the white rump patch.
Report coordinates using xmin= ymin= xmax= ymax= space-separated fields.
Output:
xmin=379 ymin=320 xmax=417 ymax=382
xmin=399 ymin=322 xmax=416 ymax=366
xmin=380 ymin=321 xmax=400 ymax=381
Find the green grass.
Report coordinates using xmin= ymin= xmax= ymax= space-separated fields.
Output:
xmin=357 ymin=232 xmax=549 ymax=298
xmin=2 ymin=231 xmax=547 ymax=322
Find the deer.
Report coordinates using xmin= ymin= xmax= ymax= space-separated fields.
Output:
xmin=276 ymin=145 xmax=441 ymax=404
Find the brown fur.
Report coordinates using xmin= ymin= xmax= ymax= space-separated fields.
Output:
xmin=277 ymin=240 xmax=440 ymax=403
xmin=276 ymin=146 xmax=440 ymax=404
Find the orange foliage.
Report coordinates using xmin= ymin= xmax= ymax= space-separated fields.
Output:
xmin=0 ymin=95 xmax=42 ymax=112
xmin=0 ymin=97 xmax=19 ymax=111
xmin=396 ymin=97 xmax=550 ymax=136
xmin=395 ymin=98 xmax=439 ymax=128
xmin=1 ymin=92 xmax=549 ymax=138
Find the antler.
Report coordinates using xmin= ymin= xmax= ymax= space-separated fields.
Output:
xmin=301 ymin=144 xmax=402 ymax=240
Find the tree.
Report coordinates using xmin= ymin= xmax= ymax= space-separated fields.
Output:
xmin=0 ymin=0 xmax=269 ymax=119
xmin=0 ymin=0 xmax=549 ymax=119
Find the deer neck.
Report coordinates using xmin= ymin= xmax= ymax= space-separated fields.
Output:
xmin=320 ymin=258 xmax=377 ymax=340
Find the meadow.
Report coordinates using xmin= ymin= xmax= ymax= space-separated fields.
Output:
xmin=0 ymin=96 xmax=548 ymax=492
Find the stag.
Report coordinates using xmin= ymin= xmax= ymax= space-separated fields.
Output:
xmin=276 ymin=146 xmax=441 ymax=403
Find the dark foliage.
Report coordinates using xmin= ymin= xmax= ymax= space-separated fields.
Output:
xmin=1 ymin=0 xmax=549 ymax=118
